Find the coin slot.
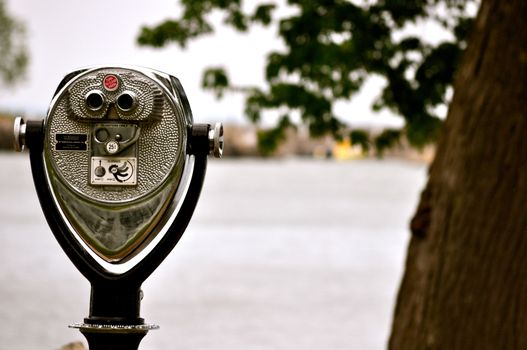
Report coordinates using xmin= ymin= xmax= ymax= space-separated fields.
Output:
xmin=95 ymin=128 xmax=109 ymax=142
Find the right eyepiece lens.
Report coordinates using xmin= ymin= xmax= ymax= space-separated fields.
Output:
xmin=86 ymin=92 xmax=104 ymax=110
xmin=117 ymin=93 xmax=135 ymax=111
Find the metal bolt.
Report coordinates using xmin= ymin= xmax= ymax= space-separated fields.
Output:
xmin=208 ymin=122 xmax=224 ymax=158
xmin=13 ymin=116 xmax=26 ymax=152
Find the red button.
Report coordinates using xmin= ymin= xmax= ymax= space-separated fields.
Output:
xmin=103 ymin=75 xmax=119 ymax=91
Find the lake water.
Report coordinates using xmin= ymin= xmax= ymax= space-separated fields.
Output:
xmin=0 ymin=154 xmax=426 ymax=350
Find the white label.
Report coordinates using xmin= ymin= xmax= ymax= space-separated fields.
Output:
xmin=105 ymin=141 xmax=120 ymax=154
xmin=91 ymin=157 xmax=137 ymax=186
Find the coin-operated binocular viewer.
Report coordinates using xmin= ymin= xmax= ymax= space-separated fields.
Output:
xmin=13 ymin=66 xmax=223 ymax=350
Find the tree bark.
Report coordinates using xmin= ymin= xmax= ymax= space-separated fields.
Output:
xmin=389 ymin=0 xmax=527 ymax=349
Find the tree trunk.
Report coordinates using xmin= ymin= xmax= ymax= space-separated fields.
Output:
xmin=389 ymin=0 xmax=527 ymax=349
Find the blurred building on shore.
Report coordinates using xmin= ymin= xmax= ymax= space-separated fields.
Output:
xmin=223 ymin=123 xmax=435 ymax=163
xmin=0 ymin=115 xmax=14 ymax=149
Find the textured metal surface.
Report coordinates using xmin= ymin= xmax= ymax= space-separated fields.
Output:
xmin=67 ymin=70 xmax=164 ymax=121
xmin=41 ymin=66 xmax=193 ymax=263
xmin=45 ymin=68 xmax=185 ymax=203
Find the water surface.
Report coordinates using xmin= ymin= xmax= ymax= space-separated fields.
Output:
xmin=0 ymin=155 xmax=426 ymax=350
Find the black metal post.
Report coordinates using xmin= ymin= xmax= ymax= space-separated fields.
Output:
xmin=80 ymin=330 xmax=148 ymax=350
xmin=86 ymin=283 xmax=143 ymax=325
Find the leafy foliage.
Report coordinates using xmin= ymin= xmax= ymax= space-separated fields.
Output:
xmin=137 ymin=0 xmax=477 ymax=153
xmin=202 ymin=67 xmax=230 ymax=98
xmin=257 ymin=115 xmax=293 ymax=155
xmin=374 ymin=128 xmax=402 ymax=156
xmin=350 ymin=129 xmax=370 ymax=154
xmin=0 ymin=0 xmax=28 ymax=87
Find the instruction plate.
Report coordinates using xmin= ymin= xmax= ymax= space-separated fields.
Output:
xmin=90 ymin=157 xmax=137 ymax=186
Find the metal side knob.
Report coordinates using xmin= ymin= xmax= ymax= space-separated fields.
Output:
xmin=208 ymin=122 xmax=224 ymax=158
xmin=13 ymin=116 xmax=26 ymax=152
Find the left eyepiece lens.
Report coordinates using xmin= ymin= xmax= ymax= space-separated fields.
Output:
xmin=86 ymin=91 xmax=105 ymax=111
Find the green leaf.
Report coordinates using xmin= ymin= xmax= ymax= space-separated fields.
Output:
xmin=202 ymin=67 xmax=230 ymax=98
xmin=257 ymin=115 xmax=291 ymax=156
xmin=251 ymin=3 xmax=276 ymax=26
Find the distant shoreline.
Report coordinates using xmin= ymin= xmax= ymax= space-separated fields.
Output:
xmin=0 ymin=116 xmax=434 ymax=163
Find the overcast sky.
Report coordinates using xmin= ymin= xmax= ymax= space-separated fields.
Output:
xmin=0 ymin=0 xmax=455 ymax=128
